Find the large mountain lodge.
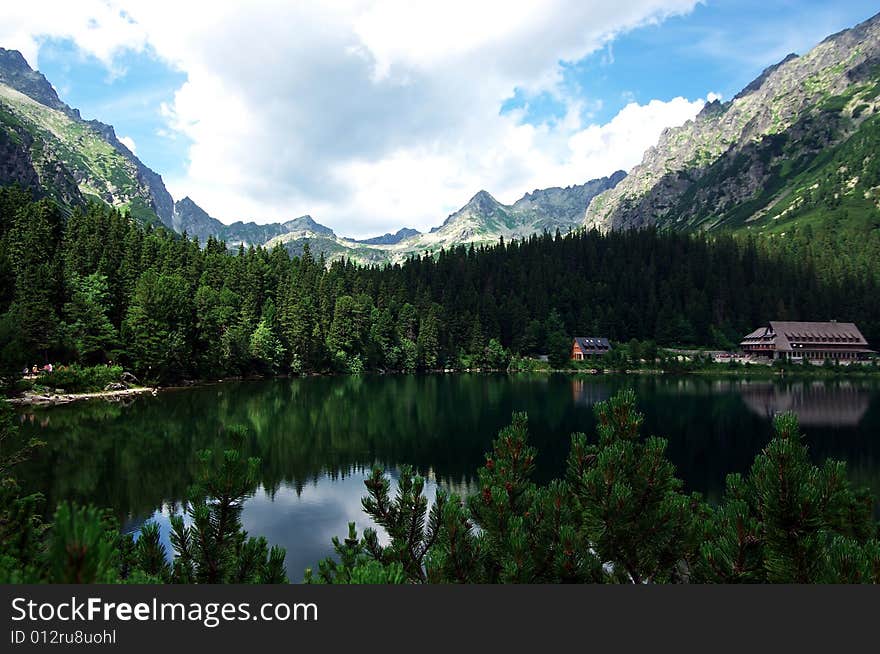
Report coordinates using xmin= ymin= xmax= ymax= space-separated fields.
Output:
xmin=740 ymin=321 xmax=874 ymax=361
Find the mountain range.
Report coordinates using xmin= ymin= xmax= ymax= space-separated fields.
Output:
xmin=258 ymin=173 xmax=625 ymax=263
xmin=171 ymin=177 xmax=627 ymax=262
xmin=0 ymin=45 xmax=626 ymax=264
xmin=2 ymin=11 xmax=880 ymax=263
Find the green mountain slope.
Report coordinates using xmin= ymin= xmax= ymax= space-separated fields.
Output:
xmin=583 ymin=12 xmax=880 ymax=235
xmin=0 ymin=48 xmax=174 ymax=227
xmin=720 ymin=111 xmax=880 ymax=237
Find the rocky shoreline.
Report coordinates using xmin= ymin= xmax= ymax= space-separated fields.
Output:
xmin=6 ymin=386 xmax=157 ymax=407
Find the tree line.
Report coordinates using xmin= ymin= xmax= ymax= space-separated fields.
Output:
xmin=1 ymin=185 xmax=879 ymax=385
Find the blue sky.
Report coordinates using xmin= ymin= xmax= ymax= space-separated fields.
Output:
xmin=4 ymin=1 xmax=879 ymax=234
xmin=503 ymin=0 xmax=880 ymax=127
xmin=36 ymin=40 xmax=189 ymax=184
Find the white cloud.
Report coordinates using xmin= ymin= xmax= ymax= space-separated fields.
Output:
xmin=0 ymin=1 xmax=147 ymax=72
xmin=565 ymin=97 xmax=709 ymax=180
xmin=0 ymin=0 xmax=706 ymax=236
xmin=118 ymin=134 xmax=136 ymax=153
xmin=329 ymin=95 xmax=710 ymax=235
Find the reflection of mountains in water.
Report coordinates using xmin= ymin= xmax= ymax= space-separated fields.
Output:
xmin=739 ymin=382 xmax=871 ymax=427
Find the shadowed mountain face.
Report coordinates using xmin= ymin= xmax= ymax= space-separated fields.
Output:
xmin=354 ymin=228 xmax=421 ymax=245
xmin=173 ymin=197 xmax=337 ymax=249
xmin=172 ymin=197 xmax=226 ymax=240
xmin=0 ymin=47 xmax=175 ymax=228
xmin=583 ymin=12 xmax=880 ymax=234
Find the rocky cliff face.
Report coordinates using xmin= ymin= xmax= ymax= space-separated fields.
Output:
xmin=513 ymin=170 xmax=627 ymax=232
xmin=172 ymin=196 xmax=226 ymax=240
xmin=86 ymin=118 xmax=175 ymax=226
xmin=0 ymin=48 xmax=175 ymax=227
xmin=584 ymin=12 xmax=880 ymax=232
xmin=0 ymin=97 xmax=84 ymax=207
xmin=0 ymin=125 xmax=40 ymax=190
xmin=0 ymin=48 xmax=78 ymax=118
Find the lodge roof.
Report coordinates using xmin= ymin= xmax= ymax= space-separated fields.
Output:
xmin=742 ymin=327 xmax=768 ymax=340
xmin=573 ymin=336 xmax=610 ymax=350
xmin=740 ymin=321 xmax=872 ymax=352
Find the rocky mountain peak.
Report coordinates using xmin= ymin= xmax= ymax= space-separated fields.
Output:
xmin=431 ymin=190 xmax=500 ymax=232
xmin=282 ymin=214 xmax=335 ymax=235
xmin=172 ymin=196 xmax=223 ymax=235
xmin=607 ymin=169 xmax=628 ymax=186
xmin=467 ymin=190 xmax=501 ymax=212
xmin=823 ymin=10 xmax=880 ymax=44
xmin=511 ymin=171 xmax=626 ymax=226
xmin=176 ymin=196 xmax=199 ymax=210
xmin=0 ymin=48 xmax=79 ymax=119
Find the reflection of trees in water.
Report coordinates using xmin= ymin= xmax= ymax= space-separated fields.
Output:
xmin=14 ymin=375 xmax=880 ymax=523
xmin=570 ymin=376 xmax=880 ymax=511
xmin=738 ymin=380 xmax=872 ymax=427
xmin=15 ymin=375 xmax=577 ymax=521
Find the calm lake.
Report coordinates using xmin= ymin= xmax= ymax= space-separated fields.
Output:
xmin=15 ymin=374 xmax=880 ymax=579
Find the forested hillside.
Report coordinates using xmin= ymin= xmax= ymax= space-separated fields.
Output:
xmin=2 ymin=185 xmax=878 ymax=384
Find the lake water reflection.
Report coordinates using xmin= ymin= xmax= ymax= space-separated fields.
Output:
xmin=16 ymin=374 xmax=880 ymax=579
